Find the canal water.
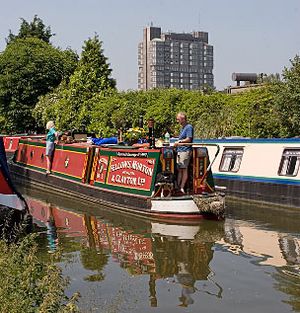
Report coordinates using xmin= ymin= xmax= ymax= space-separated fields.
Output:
xmin=21 ymin=188 xmax=300 ymax=313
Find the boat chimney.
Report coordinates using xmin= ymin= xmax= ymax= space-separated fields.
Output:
xmin=138 ymin=115 xmax=144 ymax=128
xmin=148 ymin=118 xmax=155 ymax=148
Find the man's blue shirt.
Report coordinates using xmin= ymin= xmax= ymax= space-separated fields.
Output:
xmin=177 ymin=124 xmax=194 ymax=152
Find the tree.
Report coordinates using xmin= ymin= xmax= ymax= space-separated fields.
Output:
xmin=272 ymin=55 xmax=300 ymax=137
xmin=6 ymin=15 xmax=54 ymax=45
xmin=45 ymin=34 xmax=116 ymax=131
xmin=0 ymin=37 xmax=78 ymax=133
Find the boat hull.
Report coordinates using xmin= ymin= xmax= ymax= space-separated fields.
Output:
xmin=8 ymin=138 xmax=224 ymax=220
xmin=197 ymin=138 xmax=300 ymax=209
xmin=9 ymin=158 xmax=223 ymax=220
xmin=214 ymin=175 xmax=300 ymax=208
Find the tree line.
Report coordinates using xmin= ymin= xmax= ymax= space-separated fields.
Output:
xmin=1 ymin=16 xmax=300 ymax=139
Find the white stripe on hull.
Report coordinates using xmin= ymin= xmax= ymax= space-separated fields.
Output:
xmin=151 ymin=198 xmax=199 ymax=213
xmin=0 ymin=194 xmax=25 ymax=211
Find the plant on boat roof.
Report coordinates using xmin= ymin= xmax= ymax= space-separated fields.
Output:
xmin=124 ymin=127 xmax=147 ymax=143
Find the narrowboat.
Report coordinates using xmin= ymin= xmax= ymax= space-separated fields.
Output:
xmin=193 ymin=137 xmax=300 ymax=208
xmin=0 ymin=136 xmax=30 ymax=235
xmin=7 ymin=137 xmax=225 ymax=220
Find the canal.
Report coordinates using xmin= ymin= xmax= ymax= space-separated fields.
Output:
xmin=20 ymin=187 xmax=300 ymax=313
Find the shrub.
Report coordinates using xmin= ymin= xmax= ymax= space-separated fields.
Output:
xmin=0 ymin=234 xmax=79 ymax=312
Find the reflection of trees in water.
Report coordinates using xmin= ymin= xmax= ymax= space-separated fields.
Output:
xmin=80 ymin=215 xmax=108 ymax=281
xmin=274 ymin=236 xmax=300 ymax=312
xmin=80 ymin=247 xmax=108 ymax=281
xmin=279 ymin=235 xmax=300 ymax=265
xmin=273 ymin=267 xmax=300 ymax=312
xmin=152 ymin=237 xmax=214 ymax=280
xmin=148 ymin=237 xmax=214 ymax=307
xmin=152 ymin=221 xmax=224 ymax=280
xmin=150 ymin=221 xmax=224 ymax=307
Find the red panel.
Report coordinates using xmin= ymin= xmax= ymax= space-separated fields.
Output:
xmin=16 ymin=142 xmax=87 ymax=179
xmin=51 ymin=148 xmax=87 ymax=179
xmin=15 ymin=142 xmax=46 ymax=170
xmin=4 ymin=136 xmax=22 ymax=152
xmin=106 ymin=157 xmax=156 ymax=191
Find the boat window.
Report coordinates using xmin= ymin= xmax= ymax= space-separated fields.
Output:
xmin=219 ymin=148 xmax=244 ymax=172
xmin=278 ymin=149 xmax=300 ymax=177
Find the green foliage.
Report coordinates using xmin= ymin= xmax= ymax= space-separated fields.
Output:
xmin=37 ymin=35 xmax=116 ymax=132
xmin=6 ymin=15 xmax=54 ymax=45
xmin=34 ymin=77 xmax=297 ymax=140
xmin=271 ymin=55 xmax=300 ymax=137
xmin=0 ymin=37 xmax=78 ymax=133
xmin=0 ymin=234 xmax=79 ymax=312
xmin=80 ymin=246 xmax=108 ymax=282
xmin=74 ymin=86 xmax=280 ymax=139
xmin=3 ymin=17 xmax=298 ymax=143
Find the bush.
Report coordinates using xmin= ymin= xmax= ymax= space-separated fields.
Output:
xmin=0 ymin=234 xmax=79 ymax=312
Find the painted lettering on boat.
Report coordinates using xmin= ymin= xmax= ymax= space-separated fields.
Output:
xmin=110 ymin=159 xmax=154 ymax=176
xmin=107 ymin=157 xmax=155 ymax=190
xmin=116 ymin=152 xmax=148 ymax=158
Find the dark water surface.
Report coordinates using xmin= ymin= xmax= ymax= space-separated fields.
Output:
xmin=21 ymin=188 xmax=300 ymax=313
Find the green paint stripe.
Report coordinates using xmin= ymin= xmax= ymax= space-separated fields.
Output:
xmin=55 ymin=145 xmax=87 ymax=153
xmin=20 ymin=140 xmax=45 ymax=147
xmin=15 ymin=162 xmax=83 ymax=182
xmin=16 ymin=162 xmax=46 ymax=172
xmin=19 ymin=140 xmax=87 ymax=153
xmin=215 ymin=173 xmax=300 ymax=184
xmin=93 ymin=181 xmax=151 ymax=196
xmin=100 ymin=150 xmax=161 ymax=158
xmin=52 ymin=171 xmax=82 ymax=182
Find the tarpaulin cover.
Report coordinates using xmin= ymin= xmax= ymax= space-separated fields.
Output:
xmin=91 ymin=137 xmax=118 ymax=146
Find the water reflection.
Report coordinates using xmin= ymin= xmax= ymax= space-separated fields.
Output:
xmin=222 ymin=200 xmax=300 ymax=268
xmin=21 ymin=188 xmax=300 ymax=312
xmin=26 ymin=193 xmax=224 ymax=308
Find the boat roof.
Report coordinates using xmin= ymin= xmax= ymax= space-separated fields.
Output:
xmin=194 ymin=137 xmax=300 ymax=144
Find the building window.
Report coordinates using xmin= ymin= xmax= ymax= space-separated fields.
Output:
xmin=278 ymin=149 xmax=300 ymax=176
xmin=219 ymin=148 xmax=244 ymax=172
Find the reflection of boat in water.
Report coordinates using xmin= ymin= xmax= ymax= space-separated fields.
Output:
xmin=219 ymin=200 xmax=300 ymax=267
xmin=25 ymin=189 xmax=300 ymax=310
xmin=221 ymin=221 xmax=300 ymax=267
xmin=26 ymin=192 xmax=224 ymax=307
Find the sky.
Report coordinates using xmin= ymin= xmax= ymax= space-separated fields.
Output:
xmin=0 ymin=0 xmax=299 ymax=91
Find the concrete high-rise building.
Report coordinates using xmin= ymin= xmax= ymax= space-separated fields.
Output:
xmin=138 ymin=26 xmax=214 ymax=90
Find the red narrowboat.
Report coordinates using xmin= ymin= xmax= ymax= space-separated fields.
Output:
xmin=8 ymin=137 xmax=225 ymax=220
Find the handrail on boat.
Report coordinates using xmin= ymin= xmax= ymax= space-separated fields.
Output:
xmin=174 ymin=142 xmax=220 ymax=167
xmin=197 ymin=143 xmax=220 ymax=176
xmin=174 ymin=142 xmax=220 ymax=185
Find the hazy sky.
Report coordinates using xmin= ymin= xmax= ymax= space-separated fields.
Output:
xmin=1 ymin=0 xmax=299 ymax=91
